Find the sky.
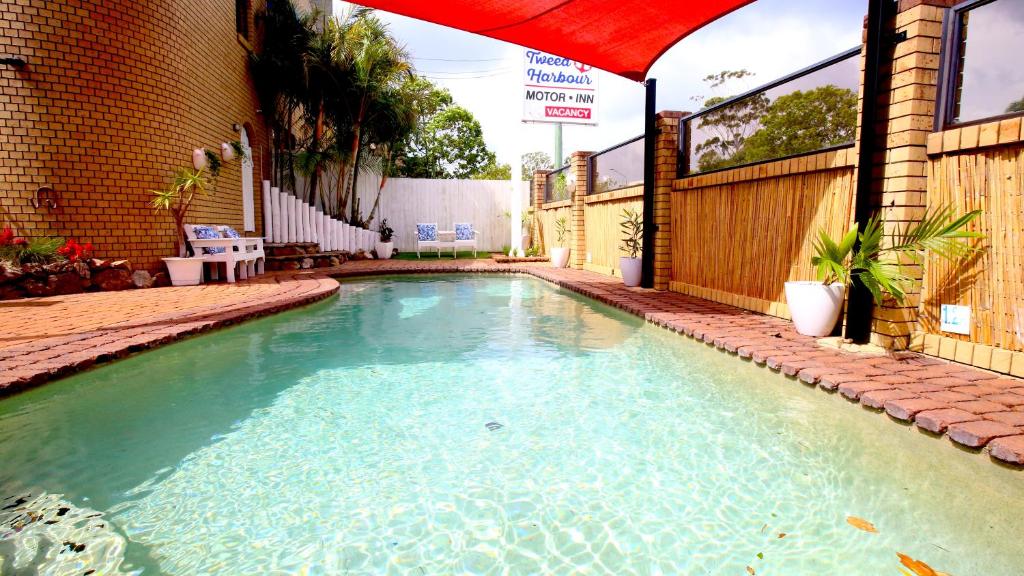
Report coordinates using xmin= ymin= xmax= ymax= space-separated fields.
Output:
xmin=336 ymin=0 xmax=867 ymax=168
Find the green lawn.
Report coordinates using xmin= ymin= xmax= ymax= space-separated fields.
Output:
xmin=392 ymin=251 xmax=494 ymax=261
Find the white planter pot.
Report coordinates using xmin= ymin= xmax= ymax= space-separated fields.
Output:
xmin=162 ymin=257 xmax=204 ymax=286
xmin=784 ymin=281 xmax=846 ymax=337
xmin=377 ymin=241 xmax=394 ymax=259
xmin=550 ymin=247 xmax=570 ymax=268
xmin=620 ymin=256 xmax=642 ymax=287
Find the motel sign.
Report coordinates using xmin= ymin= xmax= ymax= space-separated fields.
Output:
xmin=522 ymin=49 xmax=599 ymax=126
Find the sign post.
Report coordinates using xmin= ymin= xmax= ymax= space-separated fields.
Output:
xmin=518 ymin=49 xmax=598 ymax=255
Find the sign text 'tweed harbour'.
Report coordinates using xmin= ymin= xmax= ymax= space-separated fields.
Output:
xmin=522 ymin=49 xmax=599 ymax=125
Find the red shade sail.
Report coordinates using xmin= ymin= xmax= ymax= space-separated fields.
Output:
xmin=356 ymin=0 xmax=756 ymax=81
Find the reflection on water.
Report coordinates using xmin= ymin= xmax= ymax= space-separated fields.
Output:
xmin=0 ymin=275 xmax=1022 ymax=575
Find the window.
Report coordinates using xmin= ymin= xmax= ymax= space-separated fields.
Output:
xmin=236 ymin=0 xmax=251 ymax=39
xmin=680 ymin=48 xmax=860 ymax=176
xmin=940 ymin=0 xmax=1024 ymax=127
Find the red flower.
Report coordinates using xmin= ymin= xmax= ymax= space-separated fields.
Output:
xmin=0 ymin=227 xmax=13 ymax=246
xmin=57 ymin=239 xmax=92 ymax=262
xmin=12 ymin=237 xmax=27 ymax=246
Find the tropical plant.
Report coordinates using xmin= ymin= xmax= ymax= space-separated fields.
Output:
xmin=151 ymin=168 xmax=213 ymax=257
xmin=619 ymin=207 xmax=643 ymax=259
xmin=554 ymin=216 xmax=569 ymax=247
xmin=811 ymin=205 xmax=983 ymax=305
xmin=378 ymin=218 xmax=394 ymax=242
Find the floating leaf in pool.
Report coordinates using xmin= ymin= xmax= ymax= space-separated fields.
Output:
xmin=756 ymin=552 xmax=763 ymax=560
xmin=777 ymin=532 xmax=788 ymax=539
xmin=746 ymin=566 xmax=756 ymax=575
xmin=485 ymin=421 xmax=504 ymax=431
xmin=897 ymin=552 xmax=952 ymax=576
xmin=846 ymin=516 xmax=878 ymax=533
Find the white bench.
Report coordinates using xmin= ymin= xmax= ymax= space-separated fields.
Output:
xmin=184 ymin=224 xmax=262 ymax=283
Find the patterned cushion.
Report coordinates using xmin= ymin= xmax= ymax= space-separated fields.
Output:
xmin=222 ymin=226 xmax=241 ymax=239
xmin=416 ymin=223 xmax=437 ymax=242
xmin=455 ymin=223 xmax=474 ymax=241
xmin=192 ymin=225 xmax=225 ymax=254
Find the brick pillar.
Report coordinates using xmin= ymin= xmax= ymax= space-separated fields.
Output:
xmin=868 ymin=1 xmax=951 ymax=349
xmin=531 ymin=170 xmax=549 ymax=248
xmin=569 ymin=151 xmax=591 ymax=269
xmin=653 ymin=111 xmax=686 ymax=290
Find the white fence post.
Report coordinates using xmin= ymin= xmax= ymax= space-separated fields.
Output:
xmin=293 ymin=197 xmax=304 ymax=242
xmin=283 ymin=193 xmax=294 ymax=243
xmin=262 ymin=181 xmax=272 ymax=241
xmin=271 ymin=188 xmax=282 ymax=243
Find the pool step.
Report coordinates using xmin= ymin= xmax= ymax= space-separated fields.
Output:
xmin=264 ymin=242 xmax=321 ymax=258
xmin=264 ymin=251 xmax=349 ymax=271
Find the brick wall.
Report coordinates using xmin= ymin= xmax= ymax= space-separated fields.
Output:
xmin=0 ymin=0 xmax=266 ymax=271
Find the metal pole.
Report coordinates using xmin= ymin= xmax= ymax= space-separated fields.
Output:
xmin=845 ymin=0 xmax=892 ymax=342
xmin=554 ymin=123 xmax=563 ymax=168
xmin=640 ymin=78 xmax=657 ymax=288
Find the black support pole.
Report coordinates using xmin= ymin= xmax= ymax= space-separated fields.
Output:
xmin=844 ymin=0 xmax=892 ymax=343
xmin=640 ymin=78 xmax=657 ymax=288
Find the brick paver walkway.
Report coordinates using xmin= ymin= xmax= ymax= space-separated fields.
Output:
xmin=2 ymin=259 xmax=1023 ymax=467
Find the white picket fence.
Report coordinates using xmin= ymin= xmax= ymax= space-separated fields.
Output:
xmin=261 ymin=175 xmax=531 ymax=253
xmin=260 ymin=181 xmax=378 ymax=253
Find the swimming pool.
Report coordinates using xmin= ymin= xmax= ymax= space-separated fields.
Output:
xmin=0 ymin=275 xmax=1021 ymax=574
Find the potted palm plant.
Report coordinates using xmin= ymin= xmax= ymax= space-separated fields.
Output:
xmin=786 ymin=205 xmax=982 ymax=337
xmin=377 ymin=218 xmax=395 ymax=259
xmin=151 ymin=168 xmax=211 ymax=286
xmin=550 ymin=216 xmax=571 ymax=268
xmin=619 ymin=207 xmax=643 ymax=287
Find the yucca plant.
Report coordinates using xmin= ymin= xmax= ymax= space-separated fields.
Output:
xmin=554 ymin=216 xmax=569 ymax=247
xmin=811 ymin=205 xmax=983 ymax=305
xmin=619 ymin=207 xmax=643 ymax=259
xmin=151 ymin=168 xmax=212 ymax=257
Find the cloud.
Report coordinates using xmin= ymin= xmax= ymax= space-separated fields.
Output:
xmin=339 ymin=0 xmax=865 ymax=167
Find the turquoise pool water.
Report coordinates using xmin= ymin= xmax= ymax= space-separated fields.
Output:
xmin=1 ymin=275 xmax=1022 ymax=574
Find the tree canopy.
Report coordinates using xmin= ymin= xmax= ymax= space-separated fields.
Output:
xmin=521 ymin=151 xmax=554 ymax=180
xmin=389 ymin=81 xmax=499 ymax=179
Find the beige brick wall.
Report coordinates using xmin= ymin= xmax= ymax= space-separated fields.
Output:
xmin=0 ymin=0 xmax=267 ymax=271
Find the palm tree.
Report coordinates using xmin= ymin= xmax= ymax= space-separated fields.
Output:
xmin=250 ymin=1 xmax=312 ymax=192
xmin=329 ymin=13 xmax=412 ymax=223
xmin=361 ymin=80 xmax=423 ymax=226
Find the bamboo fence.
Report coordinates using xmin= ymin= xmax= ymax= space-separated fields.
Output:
xmin=921 ymin=144 xmax=1024 ymax=351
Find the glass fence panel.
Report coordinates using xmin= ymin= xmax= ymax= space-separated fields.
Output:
xmin=544 ymin=166 xmax=573 ymax=202
xmin=683 ymin=50 xmax=859 ymax=175
xmin=589 ymin=136 xmax=644 ymax=194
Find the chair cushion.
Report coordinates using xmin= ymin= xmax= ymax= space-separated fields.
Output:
xmin=416 ymin=223 xmax=437 ymax=242
xmin=222 ymin=226 xmax=241 ymax=239
xmin=193 ymin=225 xmax=225 ymax=254
xmin=455 ymin=223 xmax=474 ymax=241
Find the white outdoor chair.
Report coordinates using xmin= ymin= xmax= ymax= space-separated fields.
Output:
xmin=184 ymin=224 xmax=255 ymax=283
xmin=452 ymin=223 xmax=478 ymax=258
xmin=216 ymin=225 xmax=265 ymax=277
xmin=415 ymin=223 xmax=442 ymax=258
